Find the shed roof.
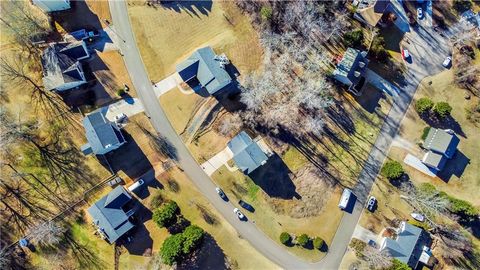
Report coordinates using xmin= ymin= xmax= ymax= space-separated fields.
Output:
xmin=227 ymin=131 xmax=268 ymax=175
xmin=82 ymin=111 xmax=125 ymax=155
xmin=87 ymin=186 xmax=134 ymax=244
xmin=176 ymin=47 xmax=232 ymax=95
xmin=423 ymin=128 xmax=459 ymax=158
xmin=422 ymin=151 xmax=447 ymax=171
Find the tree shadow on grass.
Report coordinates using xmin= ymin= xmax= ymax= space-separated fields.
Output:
xmin=178 ymin=233 xmax=227 ymax=270
xmin=62 ymin=231 xmax=107 ymax=270
xmin=420 ymin=114 xmax=467 ymax=138
xmin=160 ymin=0 xmax=213 ymax=18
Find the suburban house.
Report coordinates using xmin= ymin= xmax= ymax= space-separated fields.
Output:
xmin=227 ymin=131 xmax=271 ymax=175
xmin=421 ymin=128 xmax=459 ymax=172
xmin=32 ymin=0 xmax=71 ymax=12
xmin=40 ymin=41 xmax=90 ymax=91
xmin=353 ymin=0 xmax=391 ymax=28
xmin=381 ymin=221 xmax=433 ymax=269
xmin=333 ymin=47 xmax=369 ymax=95
xmin=87 ymin=186 xmax=136 ymax=244
xmin=81 ymin=111 xmax=126 ymax=155
xmin=176 ymin=46 xmax=233 ymax=97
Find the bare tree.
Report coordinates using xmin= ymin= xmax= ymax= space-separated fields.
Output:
xmin=29 ymin=221 xmax=66 ymax=246
xmin=363 ymin=246 xmax=393 ymax=269
xmin=216 ymin=113 xmax=243 ymax=137
xmin=400 ymin=184 xmax=450 ymax=226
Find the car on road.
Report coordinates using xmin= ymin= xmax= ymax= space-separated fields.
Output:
xmin=238 ymin=200 xmax=255 ymax=212
xmin=366 ymin=196 xmax=376 ymax=212
xmin=442 ymin=56 xmax=452 ymax=68
xmin=402 ymin=49 xmax=410 ymax=60
xmin=233 ymin=208 xmax=245 ymax=220
xmin=215 ymin=187 xmax=227 ymax=201
xmin=128 ymin=179 xmax=145 ymax=192
xmin=417 ymin=7 xmax=423 ymax=20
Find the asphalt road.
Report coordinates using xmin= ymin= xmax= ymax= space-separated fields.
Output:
xmin=109 ymin=0 xmax=449 ymax=269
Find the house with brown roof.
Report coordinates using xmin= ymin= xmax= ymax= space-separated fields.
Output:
xmin=353 ymin=0 xmax=391 ymax=28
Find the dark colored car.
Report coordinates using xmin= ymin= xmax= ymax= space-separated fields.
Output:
xmin=366 ymin=196 xmax=377 ymax=212
xmin=238 ymin=200 xmax=255 ymax=212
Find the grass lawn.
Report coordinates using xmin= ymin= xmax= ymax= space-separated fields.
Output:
xmin=158 ymin=88 xmax=204 ymax=134
xmin=128 ymin=1 xmax=262 ymax=82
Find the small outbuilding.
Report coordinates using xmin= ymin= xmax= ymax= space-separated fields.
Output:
xmin=87 ymin=186 xmax=135 ymax=244
xmin=176 ymin=46 xmax=232 ymax=96
xmin=81 ymin=111 xmax=126 ymax=155
xmin=227 ymin=131 xmax=269 ymax=175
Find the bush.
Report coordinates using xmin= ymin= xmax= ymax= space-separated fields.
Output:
xmin=415 ymin=97 xmax=434 ymax=114
xmin=150 ymin=192 xmax=164 ymax=209
xmin=418 ymin=183 xmax=437 ymax=195
xmin=116 ymin=89 xmax=125 ymax=96
xmin=181 ymin=225 xmax=204 ymax=254
xmin=296 ymin=234 xmax=309 ymax=247
xmin=381 ymin=160 xmax=404 ymax=180
xmin=160 ymin=233 xmax=184 ymax=265
xmin=387 ymin=259 xmax=410 ymax=270
xmin=421 ymin=126 xmax=431 ymax=141
xmin=153 ymin=201 xmax=179 ymax=228
xmin=343 ymin=29 xmax=364 ymax=48
xmin=313 ymin=237 xmax=325 ymax=250
xmin=433 ymin=102 xmax=452 ymax=118
xmin=408 ymin=220 xmax=431 ymax=231
xmin=349 ymin=238 xmax=366 ymax=257
xmin=279 ymin=232 xmax=291 ymax=245
xmin=453 ymin=0 xmax=472 ymax=13
xmin=448 ymin=197 xmax=479 ymax=217
xmin=260 ymin=6 xmax=273 ymax=21
xmin=370 ymin=36 xmax=389 ymax=62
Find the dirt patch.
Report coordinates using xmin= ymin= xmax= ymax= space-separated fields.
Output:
xmin=267 ymin=166 xmax=335 ymax=218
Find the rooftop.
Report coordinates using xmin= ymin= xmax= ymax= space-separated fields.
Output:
xmin=354 ymin=0 xmax=391 ymax=27
xmin=333 ymin=47 xmax=369 ymax=85
xmin=422 ymin=151 xmax=447 ymax=171
xmin=87 ymin=186 xmax=135 ymax=244
xmin=227 ymin=131 xmax=269 ymax=175
xmin=82 ymin=111 xmax=125 ymax=155
xmin=423 ymin=128 xmax=459 ymax=158
xmin=176 ymin=46 xmax=232 ymax=95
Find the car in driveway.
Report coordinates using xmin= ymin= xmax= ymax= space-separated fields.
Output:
xmin=402 ymin=49 xmax=410 ymax=60
xmin=128 ymin=178 xmax=145 ymax=192
xmin=233 ymin=208 xmax=246 ymax=221
xmin=366 ymin=196 xmax=376 ymax=212
xmin=417 ymin=7 xmax=423 ymax=20
xmin=215 ymin=187 xmax=228 ymax=201
xmin=442 ymin=56 xmax=452 ymax=68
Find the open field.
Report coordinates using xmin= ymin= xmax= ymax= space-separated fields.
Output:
xmin=128 ymin=1 xmax=262 ymax=82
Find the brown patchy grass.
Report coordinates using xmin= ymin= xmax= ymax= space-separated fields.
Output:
xmin=128 ymin=1 xmax=262 ymax=82
xmin=158 ymin=88 xmax=204 ymax=134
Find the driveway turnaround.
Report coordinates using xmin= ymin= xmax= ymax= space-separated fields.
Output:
xmin=109 ymin=0 xmax=450 ymax=268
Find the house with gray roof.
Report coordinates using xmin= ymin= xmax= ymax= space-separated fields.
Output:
xmin=87 ymin=186 xmax=135 ymax=244
xmin=423 ymin=128 xmax=459 ymax=159
xmin=33 ymin=0 xmax=71 ymax=12
xmin=41 ymin=41 xmax=89 ymax=91
xmin=333 ymin=47 xmax=369 ymax=95
xmin=81 ymin=111 xmax=126 ymax=155
xmin=227 ymin=131 xmax=269 ymax=175
xmin=381 ymin=221 xmax=432 ymax=269
xmin=176 ymin=46 xmax=232 ymax=96
xmin=421 ymin=151 xmax=447 ymax=172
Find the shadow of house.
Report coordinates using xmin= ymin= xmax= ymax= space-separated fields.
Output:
xmin=160 ymin=0 xmax=213 ymax=17
xmin=87 ymin=186 xmax=137 ymax=245
xmin=178 ymin=234 xmax=227 ymax=270
xmin=248 ymin=154 xmax=299 ymax=200
xmin=122 ymin=202 xmax=153 ymax=256
xmin=436 ymin=150 xmax=470 ymax=182
xmin=176 ymin=46 xmax=237 ymax=100
xmin=354 ymin=83 xmax=387 ymax=113
xmin=51 ymin=0 xmax=104 ymax=33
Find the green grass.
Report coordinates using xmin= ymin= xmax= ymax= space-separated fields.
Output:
xmin=421 ymin=126 xmax=431 ymax=140
xmin=282 ymin=146 xmax=309 ymax=172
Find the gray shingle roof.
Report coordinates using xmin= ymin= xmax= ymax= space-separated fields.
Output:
xmin=87 ymin=186 xmax=134 ymax=244
xmin=176 ymin=46 xmax=232 ymax=95
xmin=383 ymin=222 xmax=429 ymax=268
xmin=423 ymin=128 xmax=459 ymax=158
xmin=333 ymin=47 xmax=368 ymax=85
xmin=227 ymin=131 xmax=268 ymax=175
xmin=422 ymin=151 xmax=447 ymax=170
xmin=82 ymin=111 xmax=125 ymax=155
xmin=41 ymin=41 xmax=87 ymax=90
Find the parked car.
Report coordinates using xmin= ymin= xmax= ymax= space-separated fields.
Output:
xmin=442 ymin=56 xmax=452 ymax=68
xmin=402 ymin=49 xmax=410 ymax=60
xmin=417 ymin=7 xmax=423 ymax=20
xmin=366 ymin=196 xmax=376 ymax=212
xmin=238 ymin=200 xmax=254 ymax=212
xmin=107 ymin=176 xmax=123 ymax=187
xmin=411 ymin=212 xmax=425 ymax=222
xmin=339 ymin=188 xmax=353 ymax=210
xmin=128 ymin=179 xmax=145 ymax=192
xmin=115 ymin=113 xmax=128 ymax=124
xmin=215 ymin=187 xmax=227 ymax=201
xmin=368 ymin=240 xmax=378 ymax=248
xmin=233 ymin=208 xmax=245 ymax=220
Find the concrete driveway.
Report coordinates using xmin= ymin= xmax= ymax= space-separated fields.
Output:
xmin=352 ymin=225 xmax=381 ymax=245
xmin=365 ymin=69 xmax=401 ymax=97
xmin=200 ymin=147 xmax=235 ymax=176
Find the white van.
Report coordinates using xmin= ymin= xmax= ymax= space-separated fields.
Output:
xmin=339 ymin=188 xmax=352 ymax=210
xmin=128 ymin=179 xmax=145 ymax=192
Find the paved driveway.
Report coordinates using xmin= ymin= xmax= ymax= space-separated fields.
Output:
xmin=365 ymin=69 xmax=401 ymax=96
xmin=352 ymin=225 xmax=381 ymax=245
xmin=201 ymin=147 xmax=235 ymax=176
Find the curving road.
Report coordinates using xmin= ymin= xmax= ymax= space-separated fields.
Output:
xmin=108 ymin=0 xmax=450 ymax=269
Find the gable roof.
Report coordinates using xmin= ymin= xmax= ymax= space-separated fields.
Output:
xmin=176 ymin=47 xmax=232 ymax=95
xmin=41 ymin=41 xmax=88 ymax=90
xmin=383 ymin=222 xmax=430 ymax=268
xmin=227 ymin=131 xmax=268 ymax=175
xmin=87 ymin=186 xmax=134 ymax=244
xmin=422 ymin=151 xmax=447 ymax=170
xmin=423 ymin=128 xmax=459 ymax=158
xmin=82 ymin=111 xmax=125 ymax=155
xmin=354 ymin=0 xmax=391 ymax=27
xmin=333 ymin=47 xmax=368 ymax=84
